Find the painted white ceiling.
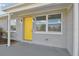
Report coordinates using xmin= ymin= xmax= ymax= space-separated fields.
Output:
xmin=0 ymin=3 xmax=16 ymax=15
xmin=0 ymin=3 xmax=16 ymax=10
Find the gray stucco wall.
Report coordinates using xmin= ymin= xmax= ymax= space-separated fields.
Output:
xmin=66 ymin=7 xmax=73 ymax=55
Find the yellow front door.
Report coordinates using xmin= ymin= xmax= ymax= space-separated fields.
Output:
xmin=23 ymin=16 xmax=33 ymax=41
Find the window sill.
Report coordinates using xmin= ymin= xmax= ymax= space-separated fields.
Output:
xmin=34 ymin=32 xmax=63 ymax=35
xmin=10 ymin=31 xmax=16 ymax=32
xmin=6 ymin=31 xmax=16 ymax=32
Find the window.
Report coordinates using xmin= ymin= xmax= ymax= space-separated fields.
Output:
xmin=35 ymin=16 xmax=46 ymax=32
xmin=10 ymin=19 xmax=16 ymax=31
xmin=48 ymin=14 xmax=61 ymax=32
xmin=34 ymin=13 xmax=62 ymax=34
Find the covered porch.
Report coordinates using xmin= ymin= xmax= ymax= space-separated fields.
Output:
xmin=0 ymin=3 xmax=78 ymax=56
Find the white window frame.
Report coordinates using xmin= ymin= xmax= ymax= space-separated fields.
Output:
xmin=34 ymin=15 xmax=47 ymax=33
xmin=34 ymin=12 xmax=63 ymax=34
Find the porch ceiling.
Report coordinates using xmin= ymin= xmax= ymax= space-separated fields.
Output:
xmin=3 ymin=3 xmax=41 ymax=13
xmin=12 ymin=3 xmax=72 ymax=17
xmin=1 ymin=3 xmax=73 ymax=18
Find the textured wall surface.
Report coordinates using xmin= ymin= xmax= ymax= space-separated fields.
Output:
xmin=66 ymin=7 xmax=73 ymax=55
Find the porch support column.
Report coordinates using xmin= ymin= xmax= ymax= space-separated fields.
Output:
xmin=73 ymin=3 xmax=78 ymax=56
xmin=7 ymin=13 xmax=11 ymax=47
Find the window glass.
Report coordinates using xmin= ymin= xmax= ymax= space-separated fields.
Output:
xmin=34 ymin=14 xmax=62 ymax=33
xmin=36 ymin=24 xmax=46 ymax=31
xmin=35 ymin=16 xmax=46 ymax=32
xmin=36 ymin=16 xmax=46 ymax=22
xmin=10 ymin=19 xmax=16 ymax=31
xmin=48 ymin=14 xmax=61 ymax=32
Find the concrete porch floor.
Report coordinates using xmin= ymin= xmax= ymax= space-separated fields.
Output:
xmin=0 ymin=42 xmax=70 ymax=56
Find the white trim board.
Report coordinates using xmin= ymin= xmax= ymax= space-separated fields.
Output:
xmin=73 ymin=3 xmax=78 ymax=56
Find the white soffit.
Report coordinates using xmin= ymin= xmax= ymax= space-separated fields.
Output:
xmin=3 ymin=3 xmax=61 ymax=13
xmin=13 ymin=3 xmax=72 ymax=17
xmin=3 ymin=3 xmax=35 ymax=13
xmin=3 ymin=3 xmax=72 ymax=13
